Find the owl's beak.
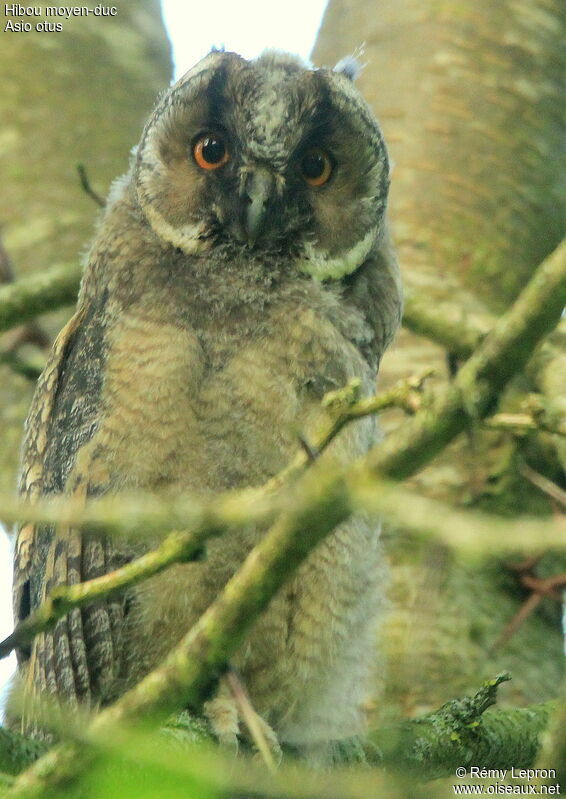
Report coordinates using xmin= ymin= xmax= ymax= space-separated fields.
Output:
xmin=243 ymin=168 xmax=274 ymax=246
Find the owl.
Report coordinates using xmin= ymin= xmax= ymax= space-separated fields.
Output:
xmin=11 ymin=49 xmax=402 ymax=754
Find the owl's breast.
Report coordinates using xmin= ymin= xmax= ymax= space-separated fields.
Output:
xmin=195 ymin=302 xmax=377 ymax=488
xmin=94 ymin=295 xmax=376 ymax=493
xmin=91 ymin=312 xmax=207 ymax=489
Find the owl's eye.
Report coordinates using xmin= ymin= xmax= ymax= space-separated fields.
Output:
xmin=300 ymin=148 xmax=333 ymax=187
xmin=193 ymin=133 xmax=230 ymax=170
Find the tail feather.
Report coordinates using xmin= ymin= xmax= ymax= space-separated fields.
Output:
xmin=68 ymin=607 xmax=91 ymax=700
xmin=81 ymin=536 xmax=118 ymax=699
xmin=53 ymin=617 xmax=78 ymax=702
xmin=42 ymin=630 xmax=57 ymax=697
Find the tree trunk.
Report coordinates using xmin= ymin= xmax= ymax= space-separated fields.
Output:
xmin=312 ymin=0 xmax=566 ymax=714
xmin=313 ymin=0 xmax=565 ymax=308
xmin=0 ymin=1 xmax=172 ymax=494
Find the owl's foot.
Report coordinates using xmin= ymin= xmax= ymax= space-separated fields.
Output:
xmin=203 ymin=696 xmax=240 ymax=751
xmin=204 ymin=692 xmax=282 ymax=769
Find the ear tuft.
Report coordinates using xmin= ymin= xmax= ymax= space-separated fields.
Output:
xmin=333 ymin=55 xmax=363 ymax=82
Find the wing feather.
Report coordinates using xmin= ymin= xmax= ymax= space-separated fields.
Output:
xmin=14 ymin=308 xmax=87 ymax=659
xmin=13 ymin=304 xmax=124 ymax=732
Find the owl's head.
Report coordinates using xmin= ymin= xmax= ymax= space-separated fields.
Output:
xmin=133 ymin=50 xmax=390 ymax=281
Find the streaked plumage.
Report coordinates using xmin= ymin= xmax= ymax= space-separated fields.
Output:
xmin=11 ymin=49 xmax=402 ymax=752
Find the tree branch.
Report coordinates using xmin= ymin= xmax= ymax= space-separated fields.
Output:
xmin=0 ymin=264 xmax=81 ymax=334
xmin=0 ymin=682 xmax=555 ymax=794
xmin=527 ymin=316 xmax=566 ymax=470
xmin=0 ymin=529 xmax=209 ymax=661
xmin=484 ymin=411 xmax=566 ymax=438
xmin=0 ymin=243 xmax=563 ymax=475
xmin=2 ymin=251 xmax=566 ymax=661
xmin=403 ymin=290 xmax=489 ymax=358
xmin=368 ymin=238 xmax=566 ymax=478
xmin=0 ymin=730 xmax=46 ymax=780
xmin=2 ymin=479 xmax=565 ymax=665
xmin=266 ymin=368 xmax=432 ymax=490
xmin=5 ymin=242 xmax=566 ymax=797
xmin=371 ymin=676 xmax=553 ymax=780
xmin=0 ymin=351 xmax=42 ymax=381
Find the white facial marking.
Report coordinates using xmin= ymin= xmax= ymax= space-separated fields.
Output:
xmin=297 ymin=228 xmax=377 ymax=281
xmin=142 ymin=202 xmax=210 ymax=254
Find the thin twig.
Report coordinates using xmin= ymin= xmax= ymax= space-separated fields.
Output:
xmin=226 ymin=666 xmax=279 ymax=773
xmin=490 ymin=591 xmax=544 ymax=653
xmin=520 ymin=464 xmax=566 ymax=509
xmin=267 ymin=368 xmax=433 ymax=491
xmin=0 ymin=529 xmax=211 ymax=661
xmin=76 ymin=163 xmax=105 ymax=208
xmin=492 ymin=571 xmax=566 ymax=652
xmin=6 ymin=241 xmax=566 ymax=798
xmin=298 ymin=435 xmax=320 ymax=462
xmin=484 ymin=412 xmax=566 ymax=437
xmin=0 ymin=234 xmax=50 ymax=379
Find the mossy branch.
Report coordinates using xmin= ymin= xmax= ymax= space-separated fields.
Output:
xmin=371 ymin=675 xmax=553 ymax=780
xmin=405 ymin=243 xmax=566 ymax=470
xmin=0 ymin=679 xmax=555 ymax=793
xmin=368 ymin=238 xmax=566 ymax=478
xmin=403 ymin=290 xmax=488 ymax=358
xmin=0 ymin=260 xmax=488 ymax=351
xmin=266 ymin=367 xmax=433 ymax=490
xmin=2 ymin=243 xmax=566 ymax=662
xmin=4 ymin=242 xmax=566 ymax=797
xmin=0 ymin=529 xmax=210 ymax=661
xmin=0 ymin=264 xmax=80 ymax=333
xmin=0 ymin=472 xmax=564 ymax=563
xmin=0 ymin=243 xmax=563 ymax=467
xmin=0 ymin=730 xmax=47 ymax=779
xmin=2 ymin=480 xmax=565 ymax=664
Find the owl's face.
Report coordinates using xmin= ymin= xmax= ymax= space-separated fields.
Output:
xmin=133 ymin=50 xmax=389 ymax=281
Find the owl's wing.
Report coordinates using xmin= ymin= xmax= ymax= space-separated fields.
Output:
xmin=15 ymin=308 xmax=88 ymax=656
xmin=343 ymin=224 xmax=403 ymax=367
xmin=14 ymin=303 xmax=125 ymax=726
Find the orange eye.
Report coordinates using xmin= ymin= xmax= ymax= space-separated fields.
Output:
xmin=300 ymin=148 xmax=333 ymax=186
xmin=193 ymin=133 xmax=229 ymax=170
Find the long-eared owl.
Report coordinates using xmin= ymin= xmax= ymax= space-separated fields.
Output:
xmin=12 ymin=49 xmax=402 ymax=752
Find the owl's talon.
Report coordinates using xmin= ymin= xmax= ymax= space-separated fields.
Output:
xmin=204 ymin=696 xmax=240 ymax=752
xmin=204 ymin=691 xmax=281 ymax=769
